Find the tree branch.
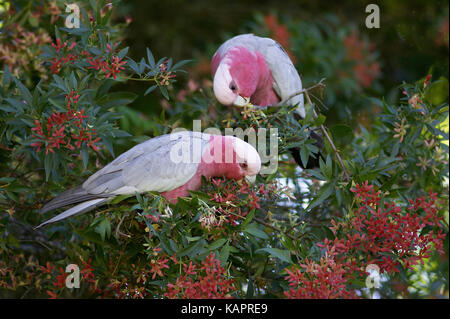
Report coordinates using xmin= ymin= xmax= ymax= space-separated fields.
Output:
xmin=304 ymin=91 xmax=351 ymax=181
xmin=279 ymin=78 xmax=327 ymax=105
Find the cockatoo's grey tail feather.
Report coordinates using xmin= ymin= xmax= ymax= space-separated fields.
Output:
xmin=39 ymin=185 xmax=112 ymax=214
xmin=35 ymin=198 xmax=109 ymax=229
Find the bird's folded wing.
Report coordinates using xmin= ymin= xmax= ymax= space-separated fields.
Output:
xmin=258 ymin=38 xmax=304 ymax=116
xmin=82 ymin=132 xmax=210 ymax=195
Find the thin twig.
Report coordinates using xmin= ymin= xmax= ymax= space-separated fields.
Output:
xmin=115 ymin=213 xmax=130 ymax=239
xmin=253 ymin=217 xmax=297 ymax=241
xmin=309 ymin=92 xmax=328 ymax=111
xmin=279 ymin=78 xmax=326 ymax=105
xmin=224 ymin=208 xmax=297 ymax=241
xmin=304 ymin=91 xmax=351 ymax=181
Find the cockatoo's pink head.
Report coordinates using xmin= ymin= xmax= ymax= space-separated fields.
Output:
xmin=212 ymin=47 xmax=261 ymax=107
xmin=202 ymin=135 xmax=261 ymax=181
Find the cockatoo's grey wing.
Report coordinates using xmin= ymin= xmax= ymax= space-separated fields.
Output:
xmin=36 ymin=132 xmax=210 ymax=228
xmin=83 ymin=131 xmax=210 ymax=195
xmin=255 ymin=37 xmax=305 ymax=117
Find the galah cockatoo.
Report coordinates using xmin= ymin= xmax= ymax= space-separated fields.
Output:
xmin=211 ymin=33 xmax=322 ymax=168
xmin=36 ymin=131 xmax=261 ymax=228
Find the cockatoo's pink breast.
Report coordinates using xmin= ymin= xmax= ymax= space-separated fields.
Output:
xmin=251 ymin=52 xmax=280 ymax=106
xmin=161 ymin=135 xmax=242 ymax=202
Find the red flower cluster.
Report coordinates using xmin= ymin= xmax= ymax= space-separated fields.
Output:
xmin=149 ymin=255 xmax=170 ymax=280
xmin=43 ymin=258 xmax=103 ymax=299
xmin=85 ymin=43 xmax=127 ymax=79
xmin=203 ymin=179 xmax=269 ymax=231
xmin=284 ymin=182 xmax=445 ymax=298
xmin=343 ymin=32 xmax=380 ymax=88
xmin=341 ymin=181 xmax=445 ymax=273
xmin=156 ymin=60 xmax=176 ymax=85
xmin=49 ymin=39 xmax=78 ymax=74
xmin=284 ymin=250 xmax=357 ymax=299
xmin=107 ymin=248 xmax=171 ymax=299
xmin=264 ymin=14 xmax=296 ymax=64
xmin=165 ymin=253 xmax=236 ymax=299
xmin=48 ymin=39 xmax=126 ymax=79
xmin=31 ymin=90 xmax=100 ymax=154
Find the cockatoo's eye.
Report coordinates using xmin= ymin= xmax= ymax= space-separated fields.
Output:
xmin=239 ymin=162 xmax=248 ymax=169
xmin=229 ymin=82 xmax=237 ymax=92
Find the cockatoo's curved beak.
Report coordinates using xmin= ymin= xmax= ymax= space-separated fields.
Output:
xmin=234 ymin=95 xmax=250 ymax=107
xmin=245 ymin=175 xmax=257 ymax=184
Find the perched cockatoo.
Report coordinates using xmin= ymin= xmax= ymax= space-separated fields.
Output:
xmin=36 ymin=131 xmax=261 ymax=228
xmin=212 ymin=33 xmax=322 ymax=168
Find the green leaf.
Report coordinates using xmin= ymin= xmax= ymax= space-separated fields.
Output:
xmin=244 ymin=223 xmax=269 ymax=239
xmin=144 ymin=84 xmax=158 ymax=96
xmin=159 ymin=85 xmax=169 ymax=100
xmin=314 ymin=114 xmax=326 ymax=126
xmin=208 ymin=238 xmax=228 ymax=251
xmin=300 ymin=147 xmax=310 ymax=168
xmin=110 ymin=194 xmax=133 ymax=204
xmin=92 ymin=215 xmax=111 ymax=241
xmin=186 ymin=236 xmax=202 ymax=242
xmin=99 ymin=92 xmax=137 ymax=108
xmin=117 ymin=47 xmax=129 ymax=59
xmin=219 ymin=244 xmax=231 ymax=266
xmin=81 ymin=144 xmax=89 ymax=168
xmin=177 ymin=239 xmax=204 ymax=257
xmin=69 ymin=71 xmax=77 ymax=89
xmin=13 ymin=78 xmax=33 ymax=105
xmin=306 ymin=182 xmax=334 ymax=210
xmin=242 ymin=209 xmax=256 ymax=227
xmin=171 ymin=59 xmax=193 ymax=71
xmin=2 ymin=66 xmax=13 ymax=87
xmin=146 ymin=48 xmax=155 ymax=68
xmin=256 ymin=248 xmax=293 ymax=264
xmin=424 ymin=77 xmax=449 ymax=105
xmin=44 ymin=154 xmax=52 ymax=181
xmin=246 ymin=277 xmax=254 ymax=299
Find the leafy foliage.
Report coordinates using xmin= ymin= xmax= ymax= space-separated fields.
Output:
xmin=0 ymin=0 xmax=448 ymax=299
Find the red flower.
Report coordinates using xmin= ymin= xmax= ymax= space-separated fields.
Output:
xmin=343 ymin=31 xmax=380 ymax=88
xmin=51 ymin=38 xmax=67 ymax=53
xmin=49 ymin=57 xmax=62 ymax=74
xmin=105 ymin=56 xmax=126 ymax=79
xmin=40 ymin=261 xmax=55 ymax=274
xmin=53 ymin=267 xmax=68 ymax=288
xmin=164 ymin=253 xmax=236 ymax=299
xmin=46 ymin=290 xmax=58 ymax=299
xmin=286 ymin=183 xmax=446 ymax=298
xmin=149 ymin=256 xmax=169 ymax=279
xmin=424 ymin=74 xmax=432 ymax=87
xmin=87 ymin=57 xmax=107 ymax=71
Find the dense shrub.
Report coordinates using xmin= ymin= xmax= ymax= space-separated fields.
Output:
xmin=0 ymin=0 xmax=448 ymax=299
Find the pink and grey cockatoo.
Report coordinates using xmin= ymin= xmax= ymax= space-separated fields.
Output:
xmin=211 ymin=33 xmax=322 ymax=168
xmin=36 ymin=131 xmax=261 ymax=228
